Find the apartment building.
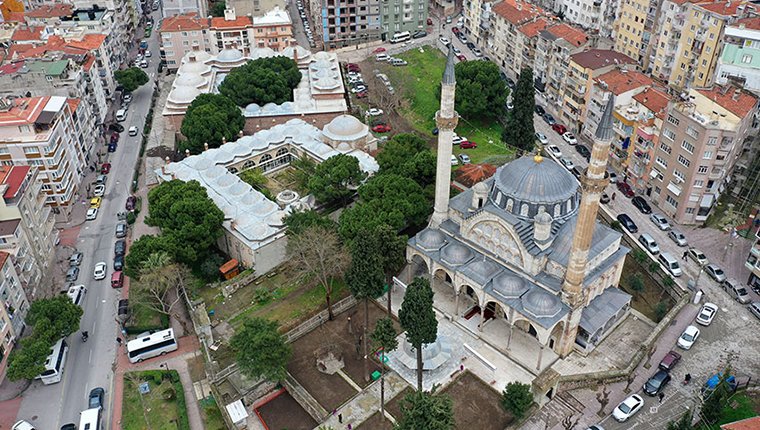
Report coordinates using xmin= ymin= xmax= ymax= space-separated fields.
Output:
xmin=487 ymin=1 xmax=545 ymax=78
xmin=534 ymin=23 xmax=590 ymax=111
xmin=717 ymin=17 xmax=760 ymax=92
xmin=650 ymin=85 xmax=758 ymax=224
xmin=747 ymin=228 xmax=760 ymax=291
xmin=0 ymin=251 xmax=30 ymax=383
xmin=0 ymin=96 xmax=96 ymax=219
xmin=380 ymin=0 xmax=428 ymax=38
xmin=309 ymin=0 xmax=382 ymax=49
xmin=229 ymin=0 xmax=285 ymax=16
xmin=161 ymin=0 xmax=207 ymax=17
xmin=0 ymin=166 xmax=56 ymax=296
xmin=614 ymin=0 xmax=661 ymax=71
xmin=560 ymin=49 xmax=636 ymax=133
xmin=561 ymin=0 xmax=618 ymax=38
xmin=626 ymin=87 xmax=672 ymax=192
xmin=159 ymin=13 xmax=211 ymax=68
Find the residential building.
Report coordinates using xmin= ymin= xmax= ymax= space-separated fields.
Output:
xmin=626 ymin=87 xmax=672 ymax=192
xmin=380 ymin=0 xmax=427 ymax=38
xmin=650 ymin=85 xmax=758 ymax=224
xmin=0 ymin=166 xmax=56 ymax=296
xmin=486 ymin=0 xmax=545 ymax=78
xmin=614 ymin=0 xmax=661 ymax=71
xmin=560 ymin=0 xmax=618 ymax=38
xmin=747 ymin=227 xmax=760 ymax=292
xmin=159 ymin=13 xmax=211 ymax=69
xmin=716 ymin=17 xmax=760 ymax=93
xmin=250 ymin=6 xmax=293 ymax=50
xmin=308 ymin=0 xmax=382 ymax=49
xmin=229 ymin=0 xmax=285 ymax=16
xmin=0 ymin=96 xmax=97 ymax=219
xmin=561 ymin=49 xmax=636 ymax=133
xmin=431 ymin=0 xmax=455 ymax=18
xmin=582 ymin=69 xmax=653 ymax=173
xmin=0 ymin=251 xmax=30 ymax=383
xmin=534 ymin=23 xmax=590 ymax=112
xmin=161 ymin=0 xmax=208 ymax=18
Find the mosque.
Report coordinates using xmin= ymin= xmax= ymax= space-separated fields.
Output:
xmin=405 ymin=48 xmax=632 ymax=364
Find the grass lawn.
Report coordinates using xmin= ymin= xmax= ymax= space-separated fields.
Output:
xmin=199 ymin=396 xmax=226 ymax=430
xmin=125 ymin=302 xmax=168 ymax=334
xmin=619 ymin=256 xmax=674 ymax=322
xmin=708 ymin=392 xmax=760 ymax=429
xmin=380 ymin=48 xmax=514 ymax=165
xmin=122 ymin=370 xmax=190 ymax=430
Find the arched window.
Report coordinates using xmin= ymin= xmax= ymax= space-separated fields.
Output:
xmin=553 ymin=204 xmax=561 ymax=217
xmin=260 ymin=154 xmax=272 ymax=162
xmin=520 ymin=203 xmax=529 ymax=217
xmin=566 ymin=199 xmax=572 ymax=213
xmin=276 ymin=147 xmax=289 ymax=157
xmin=260 ymin=154 xmax=273 ymax=172
xmin=243 ymin=160 xmax=256 ymax=169
xmin=227 ymin=167 xmax=238 ymax=174
xmin=506 ymin=199 xmax=514 ymax=212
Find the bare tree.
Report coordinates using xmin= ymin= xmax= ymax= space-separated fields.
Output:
xmin=286 ymin=226 xmax=350 ymax=320
xmin=644 ymin=344 xmax=657 ymax=369
xmin=562 ymin=414 xmax=580 ymax=430
xmin=624 ymin=372 xmax=637 ymax=394
xmin=595 ymin=384 xmax=611 ymax=417
xmin=131 ymin=251 xmax=192 ymax=334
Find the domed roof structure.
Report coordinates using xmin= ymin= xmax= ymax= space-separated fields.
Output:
xmin=522 ymin=290 xmax=562 ymax=318
xmin=440 ymin=243 xmax=473 ymax=266
xmin=417 ymin=229 xmax=447 ymax=251
xmin=491 ymin=273 xmax=529 ymax=298
xmin=465 ymin=259 xmax=501 ymax=283
xmin=186 ymin=50 xmax=211 ymax=63
xmin=168 ymin=86 xmax=201 ymax=104
xmin=174 ymin=73 xmax=206 ymax=88
xmin=179 ymin=60 xmax=211 ymax=75
xmin=217 ymin=48 xmax=244 ymax=63
xmin=322 ymin=115 xmax=368 ymax=142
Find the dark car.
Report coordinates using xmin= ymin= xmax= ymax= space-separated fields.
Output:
xmin=113 ymin=254 xmax=124 ymax=271
xmin=126 ymin=195 xmax=136 ymax=211
xmin=616 ymin=181 xmax=635 ymax=198
xmin=101 ymin=163 xmax=111 ymax=174
xmin=114 ymin=239 xmax=126 ymax=257
xmin=643 ymin=370 xmax=671 ymax=396
xmin=61 ymin=424 xmax=77 ymax=430
xmin=108 ymin=123 xmax=124 ymax=133
xmin=600 ymin=193 xmax=611 ymax=204
xmin=108 ymin=142 xmax=117 ymax=152
xmin=466 ymin=41 xmax=476 ymax=50
xmin=543 ymin=113 xmax=556 ymax=125
xmin=117 ymin=298 xmax=130 ymax=322
xmin=617 ymin=214 xmax=638 ymax=233
xmin=110 ymin=133 xmax=120 ymax=143
xmin=412 ymin=30 xmax=427 ymax=39
xmin=658 ymin=350 xmax=681 ymax=372
xmin=571 ymin=166 xmax=584 ymax=179
xmin=575 ymin=145 xmax=591 ymax=161
xmin=89 ymin=387 xmax=105 ymax=409
xmin=632 ymin=196 xmax=652 ymax=214
xmin=506 ymin=78 xmax=516 ymax=89
xmin=535 ymin=105 xmax=545 ymax=116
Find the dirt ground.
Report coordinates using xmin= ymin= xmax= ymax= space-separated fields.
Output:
xmin=356 ymin=411 xmax=393 ymax=430
xmin=287 ymin=301 xmax=397 ymax=411
xmin=441 ymin=371 xmax=513 ymax=430
xmin=384 ymin=386 xmax=413 ymax=420
xmin=256 ymin=391 xmax=317 ymax=430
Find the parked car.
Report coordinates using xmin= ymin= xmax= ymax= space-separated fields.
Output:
xmin=535 ymin=132 xmax=548 ymax=144
xmin=122 ymin=93 xmax=132 ymax=103
xmin=438 ymin=36 xmax=450 ymax=46
xmin=113 ymin=254 xmax=124 ymax=271
xmin=86 ymin=207 xmax=98 ymax=220
xmin=722 ymin=279 xmax=751 ymax=304
xmin=638 ymin=233 xmax=660 ymax=255
xmin=356 ymin=91 xmax=368 ymax=98
xmin=452 ymin=135 xmax=468 ymax=145
xmin=704 ymin=264 xmax=726 ymax=283
xmin=616 ymin=214 xmax=638 ymax=233
xmin=116 ymin=223 xmax=127 ymax=238
xmin=128 ymin=126 xmax=139 ymax=136
xmin=677 ymin=325 xmax=700 ymax=350
xmin=372 ymin=124 xmax=392 ymax=133
xmin=543 ymin=113 xmax=556 ymax=125
xmin=559 ymin=157 xmax=575 ymax=170
xmin=632 ymin=196 xmax=652 ymax=214
xmin=575 ymin=145 xmax=592 ymax=161
xmin=600 ymin=193 xmax=611 ymax=204
xmin=687 ymin=248 xmax=709 ymax=266
xmin=110 ymin=133 xmax=119 ymax=144
xmin=612 ymin=394 xmax=644 ymax=422
xmin=562 ymin=132 xmax=578 ymax=145
xmin=108 ymin=143 xmax=117 ymax=152
xmin=749 ymin=302 xmax=760 ymax=320
xmin=93 ymin=184 xmax=105 ymax=197
xmin=695 ymin=302 xmax=718 ymax=326
xmin=114 ymin=240 xmax=127 ymax=257
xmin=551 ymin=123 xmax=567 ymax=135
xmin=367 ymin=108 xmax=383 ymax=116
xmin=643 ymin=370 xmax=671 ymax=396
xmin=472 ymin=48 xmax=483 ymax=56
xmin=466 ymin=41 xmax=475 ymax=49
xmin=69 ymin=252 xmax=83 ymax=266
xmin=535 ymin=105 xmax=545 ymax=116
xmin=658 ymin=350 xmax=681 ymax=372
xmin=450 ymin=154 xmax=458 ymax=165
xmin=616 ymin=181 xmax=635 ymax=198
xmin=412 ymin=30 xmax=427 ymax=39
xmin=373 ymin=47 xmax=386 ymax=53
xmin=649 ymin=213 xmax=671 ymax=231
xmin=668 ymin=230 xmax=688 ymax=247
xmin=108 ymin=123 xmax=124 ymax=133
xmin=93 ymin=262 xmax=107 ymax=280
xmin=458 ymin=154 xmax=471 ymax=164
xmin=90 ymin=197 xmax=102 ymax=208
xmin=460 ymin=140 xmax=477 ymax=149
xmin=546 ymin=145 xmax=563 ymax=158
xmin=126 ymin=195 xmax=137 ymax=211
xmin=456 ymin=53 xmax=467 ymax=62
xmin=607 ymin=172 xmax=618 ymax=183
xmin=66 ymin=266 xmax=79 ymax=282
xmin=89 ymin=387 xmax=105 ymax=409
xmin=375 ymin=53 xmax=389 ymax=61
xmin=11 ymin=421 xmax=36 ymax=430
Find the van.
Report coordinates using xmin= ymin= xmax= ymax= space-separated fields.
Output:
xmin=638 ymin=233 xmax=659 ymax=255
xmin=375 ymin=53 xmax=389 ymax=62
xmin=116 ymin=109 xmax=127 ymax=122
xmin=658 ymin=252 xmax=682 ymax=277
xmin=66 ymin=285 xmax=87 ymax=307
xmin=722 ymin=278 xmax=750 ymax=304
xmin=749 ymin=302 xmax=760 ymax=320
xmin=391 ymin=58 xmax=408 ymax=66
xmin=111 ymin=271 xmax=124 ymax=288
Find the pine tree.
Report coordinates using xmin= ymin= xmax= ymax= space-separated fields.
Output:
xmin=398 ymin=277 xmax=438 ymax=391
xmin=503 ymin=67 xmax=537 ymax=153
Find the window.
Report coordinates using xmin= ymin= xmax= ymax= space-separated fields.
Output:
xmin=702 ymin=151 xmax=712 ymax=159
xmin=685 ymin=126 xmax=699 ymax=139
xmin=659 ymin=142 xmax=672 ymax=154
xmin=685 ymin=207 xmax=695 ymax=214
xmin=0 ymin=148 xmax=8 ymax=155
xmin=706 ymin=136 xmax=717 ymax=146
xmin=663 ymin=128 xmax=676 ymax=141
xmin=674 ymin=170 xmax=686 ymax=182
xmin=667 ymin=115 xmax=680 ymax=126
xmin=23 ymin=147 xmax=39 ymax=154
xmin=666 ymin=194 xmax=679 ymax=208
xmin=681 ymin=141 xmax=694 ymax=153
xmin=693 ymin=180 xmax=704 ymax=188
xmin=677 ymin=154 xmax=691 ymax=167
xmin=742 ymin=54 xmax=753 ymax=64
xmin=656 ymin=156 xmax=668 ymax=168
xmin=697 ymin=165 xmax=708 ymax=174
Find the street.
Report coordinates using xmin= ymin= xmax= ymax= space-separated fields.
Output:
xmin=14 ymin=10 xmax=163 ymax=429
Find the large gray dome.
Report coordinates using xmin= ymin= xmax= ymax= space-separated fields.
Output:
xmin=522 ymin=289 xmax=562 ymax=318
xmin=417 ymin=229 xmax=446 ymax=251
xmin=465 ymin=259 xmax=501 ymax=283
xmin=440 ymin=243 xmax=473 ymax=266
xmin=491 ymin=273 xmax=529 ymax=298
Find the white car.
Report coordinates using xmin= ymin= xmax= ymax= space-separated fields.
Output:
xmin=612 ymin=394 xmax=644 ymax=422
xmin=687 ymin=247 xmax=709 ymax=266
xmin=439 ymin=36 xmax=450 ymax=46
xmin=452 ymin=135 xmax=468 ymax=145
xmin=93 ymin=262 xmax=107 ymax=280
xmin=562 ymin=132 xmax=577 ymax=145
xmin=350 ymin=86 xmax=367 ymax=94
xmin=677 ymin=325 xmax=700 ymax=350
xmin=668 ymin=230 xmax=688 ymax=247
xmin=458 ymin=153 xmax=471 ymax=164
xmin=649 ymin=213 xmax=671 ymax=231
xmin=145 ymin=50 xmax=152 ymax=57
xmin=93 ymin=184 xmax=106 ymax=197
xmin=472 ymin=48 xmax=483 ymax=57
xmin=139 ymin=59 xmax=149 ymax=68
xmin=450 ymin=154 xmax=458 ymax=165
xmin=367 ymin=108 xmax=384 ymax=116
xmin=696 ymin=302 xmax=718 ymax=326
xmin=86 ymin=207 xmax=98 ymax=220
xmin=128 ymin=126 xmax=139 ymax=136
xmin=11 ymin=421 xmax=35 ymax=430
xmin=535 ymin=132 xmax=548 ymax=144
xmin=559 ymin=157 xmax=575 ymax=170
xmin=546 ymin=145 xmax=563 ymax=158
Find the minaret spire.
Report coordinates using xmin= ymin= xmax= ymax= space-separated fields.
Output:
xmin=430 ymin=46 xmax=459 ymax=227
xmin=556 ymin=95 xmax=615 ymax=357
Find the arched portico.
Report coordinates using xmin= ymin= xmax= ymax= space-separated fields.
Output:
xmin=409 ymin=253 xmax=429 ymax=280
xmin=549 ymin=321 xmax=565 ymax=353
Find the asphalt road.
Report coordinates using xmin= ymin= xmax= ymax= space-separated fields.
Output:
xmin=15 ymin=10 xmax=162 ymax=430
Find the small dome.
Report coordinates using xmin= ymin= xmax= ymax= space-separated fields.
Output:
xmin=417 ymin=229 xmax=446 ymax=251
xmin=217 ymin=48 xmax=244 ymax=63
xmin=282 ymin=45 xmax=311 ymax=60
xmin=466 ymin=259 xmax=501 ymax=282
xmin=174 ymin=73 xmax=206 ymax=88
xmin=179 ymin=60 xmax=210 ymax=74
xmin=245 ymin=103 xmax=261 ymax=114
xmin=313 ymin=76 xmax=340 ymax=91
xmin=440 ymin=243 xmax=473 ymax=266
xmin=323 ymin=115 xmax=366 ymax=140
xmin=535 ymin=211 xmax=553 ymax=224
xmin=522 ymin=290 xmax=562 ymax=318
xmin=314 ymin=51 xmax=332 ymax=61
xmin=168 ymin=85 xmax=200 ymax=104
xmin=261 ymin=103 xmax=280 ymax=113
xmin=473 ymin=181 xmax=489 ymax=194
xmin=491 ymin=273 xmax=528 ymax=298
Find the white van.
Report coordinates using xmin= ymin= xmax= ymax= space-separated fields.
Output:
xmin=658 ymin=252 xmax=682 ymax=277
xmin=390 ymin=31 xmax=411 ymax=44
xmin=375 ymin=53 xmax=389 ymax=62
xmin=115 ymin=109 xmax=127 ymax=122
xmin=638 ymin=233 xmax=659 ymax=255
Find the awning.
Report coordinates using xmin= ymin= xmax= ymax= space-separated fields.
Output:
xmin=700 ymin=194 xmax=715 ymax=208
xmin=579 ymin=288 xmax=631 ymax=336
xmin=667 ymin=182 xmax=682 ymax=196
xmin=225 ymin=400 xmax=249 ymax=424
xmin=650 ymin=169 xmax=660 ymax=179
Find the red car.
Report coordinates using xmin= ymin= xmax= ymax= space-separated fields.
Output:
xmin=460 ymin=140 xmax=477 ymax=149
xmin=356 ymin=91 xmax=368 ymax=98
xmin=452 ymin=27 xmax=461 ymax=34
xmin=110 ymin=133 xmax=119 ymax=143
xmin=552 ymin=123 xmax=567 ymax=135
xmin=347 ymin=63 xmax=360 ymax=72
xmin=101 ymin=163 xmax=111 ymax=174
xmin=373 ymin=47 xmax=386 ymax=53
xmin=372 ymin=124 xmax=392 ymax=133
xmin=457 ymin=54 xmax=466 ymax=61
xmin=616 ymin=181 xmax=635 ymax=198
xmin=126 ymin=195 xmax=136 ymax=211
xmin=427 ymin=17 xmax=433 ymax=25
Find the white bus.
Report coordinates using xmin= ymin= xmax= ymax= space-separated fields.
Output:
xmin=126 ymin=328 xmax=178 ymax=363
xmin=79 ymin=407 xmax=100 ymax=430
xmin=66 ymin=285 xmax=87 ymax=307
xmin=38 ymin=338 xmax=68 ymax=385
xmin=390 ymin=31 xmax=411 ymax=44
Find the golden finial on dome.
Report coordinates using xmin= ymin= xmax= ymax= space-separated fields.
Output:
xmin=534 ymin=153 xmax=543 ymax=163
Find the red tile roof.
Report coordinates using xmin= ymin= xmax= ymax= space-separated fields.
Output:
xmin=519 ymin=18 xmax=549 ymax=38
xmin=5 ymin=12 xmax=25 ymax=22
xmin=0 ymin=251 xmax=8 ymax=270
xmin=65 ymin=34 xmax=106 ymax=51
xmin=66 ymin=98 xmax=80 ymax=113
xmin=161 ymin=12 xmax=209 ymax=32
xmin=595 ymin=69 xmax=652 ymax=95
xmin=1 ymin=165 xmax=30 ymax=199
xmin=721 ymin=416 xmax=760 ymax=430
xmin=697 ymin=85 xmax=759 ymax=118
xmin=0 ymin=96 xmax=49 ymax=126
xmin=696 ymin=0 xmax=750 ymax=16
xmin=210 ymin=15 xmax=252 ymax=29
xmin=492 ymin=0 xmax=543 ymax=26
xmin=12 ymin=25 xmax=45 ymax=42
xmin=0 ymin=61 xmax=25 ymax=75
xmin=546 ymin=23 xmax=589 ymax=47
xmin=570 ymin=49 xmax=637 ymax=70
xmin=731 ymin=16 xmax=760 ymax=31
xmin=83 ymin=54 xmax=96 ymax=71
xmin=633 ymin=87 xmax=671 ymax=119
xmin=25 ymin=4 xmax=73 ymax=18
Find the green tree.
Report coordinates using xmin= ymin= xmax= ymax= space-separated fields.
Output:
xmin=367 ymin=224 xmax=406 ymax=316
xmin=442 ymin=60 xmax=507 ymax=120
xmin=218 ymin=57 xmax=301 ymax=107
xmin=666 ymin=411 xmax=694 ymax=430
xmin=701 ymin=368 xmax=733 ymax=424
xmin=290 ymin=156 xmax=317 ymax=191
xmin=230 ymin=318 xmax=291 ymax=382
xmin=179 ymin=94 xmax=245 ymax=153
xmin=6 ymin=338 xmax=58 ymax=381
xmin=629 ymin=273 xmax=645 ymax=293
xmin=398 ymin=277 xmax=438 ymax=391
xmin=376 ymin=134 xmax=435 ymax=188
xmin=631 ymin=249 xmax=649 ymax=264
xmin=125 ymin=234 xmax=171 ymax=278
xmin=395 ymin=388 xmax=455 ymax=430
xmin=115 ymin=67 xmax=149 ymax=93
xmin=284 ymin=210 xmax=336 ymax=236
xmin=371 ymin=317 xmax=398 ymax=422
xmin=210 ymin=1 xmax=226 ymax=16
xmin=346 ymin=231 xmax=386 ymax=381
xmin=307 ymin=154 xmax=366 ymax=205
xmin=501 ymin=381 xmax=533 ymax=418
xmin=357 ymin=174 xmax=430 ymax=228
xmin=239 ymin=168 xmax=274 ymax=200
xmin=503 ymin=67 xmax=536 ymax=152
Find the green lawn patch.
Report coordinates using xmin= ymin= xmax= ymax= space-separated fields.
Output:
xmin=708 ymin=392 xmax=760 ymax=429
xmin=199 ymin=396 xmax=226 ymax=430
xmin=122 ymin=370 xmax=190 ymax=430
xmin=125 ymin=302 xmax=169 ymax=335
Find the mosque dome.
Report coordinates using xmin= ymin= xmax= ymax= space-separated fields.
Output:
xmin=465 ymin=259 xmax=501 ymax=283
xmin=417 ymin=229 xmax=446 ymax=251
xmin=322 ymin=115 xmax=367 ymax=142
xmin=186 ymin=50 xmax=211 ymax=63
xmin=522 ymin=289 xmax=562 ymax=318
xmin=491 ymin=273 xmax=529 ymax=298
xmin=179 ymin=60 xmax=210 ymax=74
xmin=440 ymin=243 xmax=473 ymax=266
xmin=217 ymin=48 xmax=244 ymax=63
xmin=168 ymin=85 xmax=201 ymax=104
xmin=174 ymin=73 xmax=206 ymax=88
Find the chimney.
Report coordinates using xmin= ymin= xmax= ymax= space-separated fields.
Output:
xmin=224 ymin=7 xmax=237 ymax=21
xmin=733 ymin=88 xmax=741 ymax=101
xmin=204 ymin=142 xmax=209 ymax=151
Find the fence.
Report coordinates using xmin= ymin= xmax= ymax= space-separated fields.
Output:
xmin=285 ymin=295 xmax=357 ymax=343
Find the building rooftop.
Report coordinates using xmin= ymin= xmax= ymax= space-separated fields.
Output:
xmin=595 ymin=69 xmax=652 ymax=95
xmin=570 ymin=49 xmax=637 ymax=71
xmin=720 ymin=416 xmax=760 ymax=430
xmin=0 ymin=96 xmax=49 ymax=127
xmin=210 ymin=15 xmax=253 ymax=29
xmin=696 ymin=1 xmax=752 ymax=17
xmin=0 ymin=219 xmax=20 ymax=237
xmin=25 ymin=59 xmax=69 ymax=76
xmin=252 ymin=6 xmax=291 ymax=26
xmin=0 ymin=165 xmax=30 ymax=200
xmin=25 ymin=4 xmax=74 ymax=18
xmin=66 ymin=98 xmax=80 ymax=113
xmin=492 ymin=0 xmax=544 ymax=26
xmin=696 ymin=85 xmax=758 ymax=118
xmin=546 ymin=23 xmax=589 ymax=47
xmin=65 ymin=34 xmax=106 ymax=51
xmin=0 ymin=251 xmax=8 ymax=270
xmin=161 ymin=13 xmax=210 ymax=32
xmin=12 ymin=26 xmax=45 ymax=42
xmin=730 ymin=16 xmax=760 ymax=31
xmin=519 ymin=18 xmax=549 ymax=38
xmin=5 ymin=12 xmax=25 ymax=23
xmin=633 ymin=87 xmax=671 ymax=119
